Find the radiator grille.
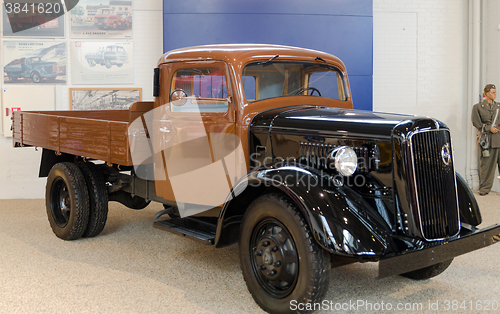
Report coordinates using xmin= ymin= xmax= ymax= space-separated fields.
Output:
xmin=299 ymin=142 xmax=374 ymax=172
xmin=410 ymin=130 xmax=460 ymax=240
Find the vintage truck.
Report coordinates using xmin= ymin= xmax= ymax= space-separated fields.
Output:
xmin=4 ymin=56 xmax=62 ymax=83
xmin=94 ymin=8 xmax=131 ymax=30
xmin=12 ymin=44 xmax=500 ymax=314
xmin=84 ymin=45 xmax=128 ymax=68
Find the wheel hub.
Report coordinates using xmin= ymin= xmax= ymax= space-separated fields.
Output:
xmin=51 ymin=179 xmax=71 ymax=227
xmin=263 ymin=250 xmax=273 ymax=265
xmin=251 ymin=219 xmax=299 ymax=298
xmin=256 ymin=239 xmax=283 ymax=279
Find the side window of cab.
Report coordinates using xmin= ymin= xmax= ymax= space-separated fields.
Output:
xmin=170 ymin=63 xmax=229 ymax=113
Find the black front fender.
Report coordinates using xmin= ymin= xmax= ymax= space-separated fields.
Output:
xmin=456 ymin=172 xmax=482 ymax=226
xmin=217 ymin=165 xmax=392 ymax=257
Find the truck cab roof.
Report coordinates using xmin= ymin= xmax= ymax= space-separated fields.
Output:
xmin=158 ymin=44 xmax=347 ymax=72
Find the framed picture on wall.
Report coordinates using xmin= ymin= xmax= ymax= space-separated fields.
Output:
xmin=70 ymin=88 xmax=142 ymax=110
xmin=3 ymin=41 xmax=67 ymax=84
xmin=70 ymin=0 xmax=133 ymax=38
xmin=71 ymin=41 xmax=134 ymax=84
xmin=2 ymin=4 xmax=66 ymax=37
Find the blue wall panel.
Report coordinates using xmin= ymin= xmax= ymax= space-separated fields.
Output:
xmin=164 ymin=0 xmax=372 ymax=16
xmin=163 ymin=0 xmax=373 ymax=110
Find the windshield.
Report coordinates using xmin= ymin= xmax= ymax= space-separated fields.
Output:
xmin=242 ymin=61 xmax=347 ymax=102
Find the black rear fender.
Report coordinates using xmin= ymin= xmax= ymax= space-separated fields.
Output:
xmin=39 ymin=149 xmax=76 ymax=177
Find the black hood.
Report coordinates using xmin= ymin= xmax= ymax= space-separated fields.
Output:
xmin=251 ymin=105 xmax=447 ymax=141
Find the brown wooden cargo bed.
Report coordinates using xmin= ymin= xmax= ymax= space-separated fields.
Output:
xmin=12 ymin=102 xmax=153 ymax=166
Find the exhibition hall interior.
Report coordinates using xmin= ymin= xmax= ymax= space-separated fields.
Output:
xmin=1 ymin=1 xmax=500 ymax=313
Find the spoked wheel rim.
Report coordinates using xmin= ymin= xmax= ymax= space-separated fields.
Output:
xmin=32 ymin=73 xmax=41 ymax=83
xmin=50 ymin=178 xmax=71 ymax=228
xmin=250 ymin=218 xmax=299 ymax=298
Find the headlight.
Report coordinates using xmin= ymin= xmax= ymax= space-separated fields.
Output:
xmin=329 ymin=146 xmax=357 ymax=176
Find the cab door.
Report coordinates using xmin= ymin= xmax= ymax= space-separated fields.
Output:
xmin=148 ymin=60 xmax=245 ymax=217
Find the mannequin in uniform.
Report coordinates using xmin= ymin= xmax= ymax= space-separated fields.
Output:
xmin=472 ymin=84 xmax=500 ymax=195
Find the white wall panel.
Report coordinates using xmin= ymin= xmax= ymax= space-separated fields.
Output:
xmin=373 ymin=12 xmax=417 ymax=110
xmin=373 ymin=0 xmax=470 ymax=183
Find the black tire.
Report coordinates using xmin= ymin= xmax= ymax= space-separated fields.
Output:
xmin=46 ymin=162 xmax=89 ymax=240
xmin=239 ymin=194 xmax=330 ymax=314
xmin=400 ymin=259 xmax=453 ymax=280
xmin=7 ymin=73 xmax=17 ymax=82
xmin=105 ymin=59 xmax=112 ymax=68
xmin=77 ymin=162 xmax=108 ymax=237
xmin=116 ymin=63 xmax=123 ymax=67
xmin=31 ymin=72 xmax=41 ymax=83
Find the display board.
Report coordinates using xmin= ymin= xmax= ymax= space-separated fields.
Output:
xmin=70 ymin=87 xmax=141 ymax=110
xmin=3 ymin=41 xmax=67 ymax=84
xmin=70 ymin=0 xmax=133 ymax=38
xmin=71 ymin=41 xmax=134 ymax=84
xmin=2 ymin=86 xmax=55 ymax=137
xmin=2 ymin=2 xmax=65 ymax=37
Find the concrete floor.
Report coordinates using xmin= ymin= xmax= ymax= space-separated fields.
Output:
xmin=1 ymin=193 xmax=499 ymax=314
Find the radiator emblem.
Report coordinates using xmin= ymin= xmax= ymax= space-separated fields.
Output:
xmin=441 ymin=143 xmax=451 ymax=166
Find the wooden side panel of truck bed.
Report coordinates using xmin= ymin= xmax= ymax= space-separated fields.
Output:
xmin=12 ymin=102 xmax=154 ymax=166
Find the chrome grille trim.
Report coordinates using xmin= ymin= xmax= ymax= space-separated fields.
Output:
xmin=408 ymin=129 xmax=460 ymax=241
xmin=299 ymin=142 xmax=373 ymax=172
xmin=299 ymin=142 xmax=334 ymax=159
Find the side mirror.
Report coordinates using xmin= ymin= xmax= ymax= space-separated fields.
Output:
xmin=153 ymin=68 xmax=160 ymax=97
xmin=170 ymin=89 xmax=188 ymax=107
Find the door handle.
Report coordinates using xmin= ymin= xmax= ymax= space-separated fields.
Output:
xmin=159 ymin=126 xmax=170 ymax=133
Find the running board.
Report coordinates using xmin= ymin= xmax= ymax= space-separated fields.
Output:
xmin=153 ymin=217 xmax=216 ymax=245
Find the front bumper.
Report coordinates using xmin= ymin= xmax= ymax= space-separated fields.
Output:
xmin=111 ymin=59 xmax=127 ymax=64
xmin=378 ymin=223 xmax=500 ymax=278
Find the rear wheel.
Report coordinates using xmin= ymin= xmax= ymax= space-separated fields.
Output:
xmin=239 ymin=194 xmax=330 ymax=314
xmin=77 ymin=162 xmax=108 ymax=237
xmin=46 ymin=162 xmax=89 ymax=240
xmin=7 ymin=73 xmax=17 ymax=82
xmin=400 ymin=259 xmax=453 ymax=280
xmin=105 ymin=59 xmax=112 ymax=68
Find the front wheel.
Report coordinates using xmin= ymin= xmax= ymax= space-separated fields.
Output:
xmin=239 ymin=194 xmax=330 ymax=314
xmin=400 ymin=259 xmax=453 ymax=280
xmin=31 ymin=72 xmax=41 ymax=83
xmin=46 ymin=162 xmax=89 ymax=240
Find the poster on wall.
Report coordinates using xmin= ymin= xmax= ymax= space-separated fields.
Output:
xmin=2 ymin=2 xmax=65 ymax=37
xmin=70 ymin=88 xmax=142 ymax=110
xmin=70 ymin=0 xmax=133 ymax=38
xmin=71 ymin=41 xmax=134 ymax=84
xmin=3 ymin=41 xmax=67 ymax=84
